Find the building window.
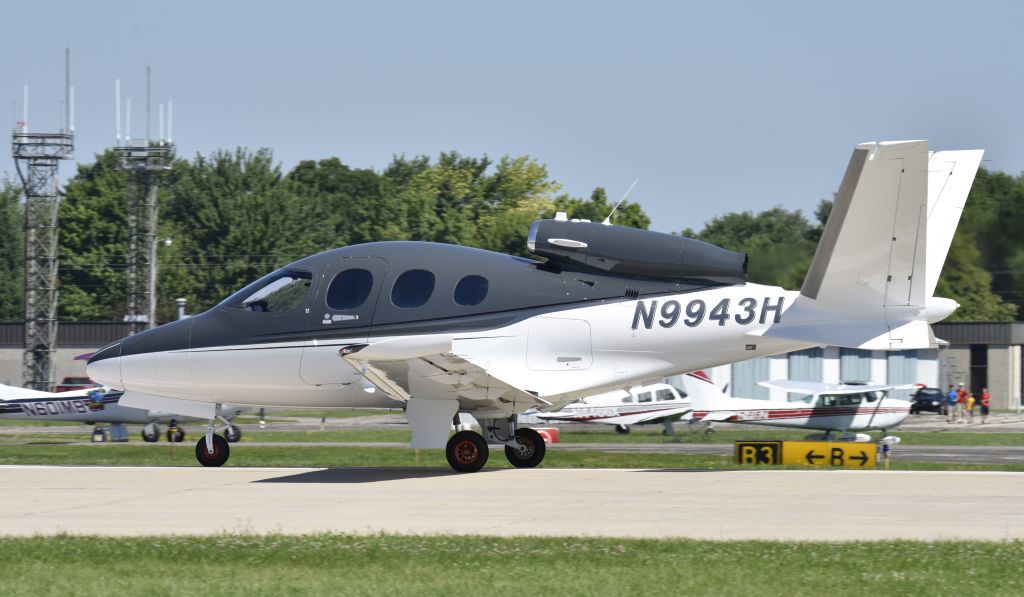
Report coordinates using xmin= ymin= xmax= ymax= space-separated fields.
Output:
xmin=391 ymin=270 xmax=436 ymax=308
xmin=326 ymin=269 xmax=374 ymax=310
xmin=454 ymin=275 xmax=489 ymax=306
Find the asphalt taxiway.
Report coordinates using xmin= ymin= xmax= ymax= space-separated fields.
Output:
xmin=1 ymin=466 xmax=1021 ymax=540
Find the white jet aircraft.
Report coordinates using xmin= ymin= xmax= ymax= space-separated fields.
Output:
xmin=86 ymin=140 xmax=981 ymax=472
xmin=0 ymin=383 xmax=245 ymax=443
xmin=689 ymin=377 xmax=913 ymax=440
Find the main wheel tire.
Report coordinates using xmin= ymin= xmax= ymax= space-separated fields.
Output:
xmin=615 ymin=424 xmax=630 ymax=434
xmin=225 ymin=426 xmax=242 ymax=443
xmin=445 ymin=430 xmax=489 ymax=473
xmin=195 ymin=434 xmax=230 ymax=467
xmin=167 ymin=428 xmax=185 ymax=443
xmin=141 ymin=426 xmax=159 ymax=443
xmin=505 ymin=428 xmax=546 ymax=468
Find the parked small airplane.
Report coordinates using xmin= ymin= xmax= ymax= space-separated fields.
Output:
xmin=689 ymin=377 xmax=913 ymax=439
xmin=528 ymin=378 xmax=695 ymax=434
xmin=0 ymin=384 xmax=245 ymax=443
xmin=87 ymin=140 xmax=981 ymax=471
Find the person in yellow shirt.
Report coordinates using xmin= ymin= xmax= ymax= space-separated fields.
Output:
xmin=966 ymin=392 xmax=977 ymax=423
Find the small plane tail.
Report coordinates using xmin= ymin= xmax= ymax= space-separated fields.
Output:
xmin=758 ymin=140 xmax=982 ymax=350
xmin=681 ymin=371 xmax=732 ymax=413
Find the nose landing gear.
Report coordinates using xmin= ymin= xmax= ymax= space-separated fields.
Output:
xmin=195 ymin=434 xmax=230 ymax=467
xmin=193 ymin=405 xmax=236 ymax=467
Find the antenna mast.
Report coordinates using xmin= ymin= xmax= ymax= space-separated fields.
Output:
xmin=116 ymin=67 xmax=172 ymax=332
xmin=602 ymin=179 xmax=640 ymax=225
xmin=11 ymin=50 xmax=75 ymax=391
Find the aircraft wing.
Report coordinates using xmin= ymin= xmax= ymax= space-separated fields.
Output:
xmin=758 ymin=380 xmax=918 ymax=395
xmin=603 ymin=407 xmax=692 ymax=426
xmin=341 ymin=338 xmax=551 ymax=413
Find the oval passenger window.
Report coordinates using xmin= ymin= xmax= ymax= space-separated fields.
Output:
xmin=326 ymin=269 xmax=374 ymax=310
xmin=454 ymin=275 xmax=488 ymax=306
xmin=391 ymin=269 xmax=436 ymax=308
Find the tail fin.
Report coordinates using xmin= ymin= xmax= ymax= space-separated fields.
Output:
xmin=755 ymin=140 xmax=982 ymax=350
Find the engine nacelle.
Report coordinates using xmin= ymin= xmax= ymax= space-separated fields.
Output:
xmin=527 ymin=219 xmax=747 ymax=284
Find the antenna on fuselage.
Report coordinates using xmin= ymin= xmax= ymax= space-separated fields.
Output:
xmin=601 ymin=178 xmax=639 ymax=225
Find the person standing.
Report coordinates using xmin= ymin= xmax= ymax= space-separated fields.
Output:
xmin=980 ymin=388 xmax=991 ymax=424
xmin=966 ymin=392 xmax=977 ymax=423
xmin=946 ymin=385 xmax=958 ymax=424
xmin=956 ymin=383 xmax=969 ymax=423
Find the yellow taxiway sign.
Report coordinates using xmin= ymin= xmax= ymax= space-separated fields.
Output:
xmin=735 ymin=440 xmax=876 ymax=468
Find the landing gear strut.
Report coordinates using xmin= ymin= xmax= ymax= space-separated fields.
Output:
xmin=615 ymin=424 xmax=631 ymax=434
xmin=446 ymin=430 xmax=489 ymax=473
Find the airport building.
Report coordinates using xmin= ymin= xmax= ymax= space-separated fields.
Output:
xmin=3 ymin=321 xmax=1022 ymax=410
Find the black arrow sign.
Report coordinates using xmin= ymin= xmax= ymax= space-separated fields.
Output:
xmin=805 ymin=450 xmax=823 ymax=464
xmin=849 ymin=451 xmax=869 ymax=466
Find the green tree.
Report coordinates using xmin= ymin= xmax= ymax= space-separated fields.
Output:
xmin=0 ymin=177 xmax=24 ymax=320
xmin=164 ymin=148 xmax=318 ymax=313
xmin=935 ymin=234 xmax=1018 ymax=321
xmin=58 ymin=151 xmax=133 ymax=320
xmin=683 ymin=206 xmax=817 ymax=287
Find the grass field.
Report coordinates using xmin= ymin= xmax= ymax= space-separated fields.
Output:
xmin=1 ymin=443 xmax=1023 ymax=472
xmin=0 ymin=534 xmax=1020 ymax=596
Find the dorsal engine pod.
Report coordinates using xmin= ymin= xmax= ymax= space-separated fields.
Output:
xmin=527 ymin=219 xmax=747 ymax=284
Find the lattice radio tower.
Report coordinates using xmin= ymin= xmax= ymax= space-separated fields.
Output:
xmin=115 ymin=66 xmax=172 ymax=332
xmin=11 ymin=49 xmax=74 ymax=391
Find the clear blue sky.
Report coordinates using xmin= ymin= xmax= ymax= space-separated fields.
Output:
xmin=3 ymin=0 xmax=1022 ymax=233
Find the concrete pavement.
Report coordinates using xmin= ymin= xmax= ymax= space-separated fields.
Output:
xmin=1 ymin=465 xmax=1021 ymax=540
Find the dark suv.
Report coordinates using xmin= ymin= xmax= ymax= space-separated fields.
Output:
xmin=910 ymin=387 xmax=947 ymax=415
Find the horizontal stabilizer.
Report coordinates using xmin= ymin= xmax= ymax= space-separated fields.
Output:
xmin=751 ymin=315 xmax=936 ymax=350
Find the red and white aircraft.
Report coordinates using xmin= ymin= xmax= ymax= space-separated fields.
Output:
xmin=528 ymin=380 xmax=691 ymax=433
xmin=690 ymin=376 xmax=913 ymax=439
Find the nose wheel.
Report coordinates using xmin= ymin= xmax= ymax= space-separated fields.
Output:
xmin=225 ymin=425 xmax=242 ymax=443
xmin=195 ymin=434 xmax=230 ymax=467
xmin=446 ymin=430 xmax=489 ymax=473
xmin=504 ymin=428 xmax=546 ymax=468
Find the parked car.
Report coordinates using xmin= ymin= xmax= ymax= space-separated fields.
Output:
xmin=54 ymin=376 xmax=101 ymax=393
xmin=910 ymin=387 xmax=947 ymax=414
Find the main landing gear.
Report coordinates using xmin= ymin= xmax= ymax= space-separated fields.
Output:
xmin=194 ymin=405 xmax=237 ymax=467
xmin=444 ymin=417 xmax=548 ymax=473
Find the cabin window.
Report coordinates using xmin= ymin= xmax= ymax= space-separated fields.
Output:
xmin=621 ymin=396 xmax=634 ymax=404
xmin=235 ymin=269 xmax=312 ymax=313
xmin=391 ymin=269 xmax=436 ymax=308
xmin=656 ymin=389 xmax=675 ymax=401
xmin=326 ymin=269 xmax=374 ymax=310
xmin=864 ymin=391 xmax=881 ymax=403
xmin=454 ymin=275 xmax=489 ymax=306
xmin=839 ymin=394 xmax=863 ymax=406
xmin=638 ymin=391 xmax=653 ymax=403
xmin=818 ymin=394 xmax=838 ymax=407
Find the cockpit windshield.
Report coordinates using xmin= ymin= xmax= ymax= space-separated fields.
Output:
xmin=220 ymin=269 xmax=313 ymax=312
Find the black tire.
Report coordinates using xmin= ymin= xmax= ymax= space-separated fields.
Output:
xmin=615 ymin=424 xmax=630 ymax=434
xmin=195 ymin=434 xmax=230 ymax=467
xmin=445 ymin=430 xmax=489 ymax=473
xmin=141 ymin=426 xmax=159 ymax=443
xmin=225 ymin=426 xmax=242 ymax=443
xmin=167 ymin=428 xmax=185 ymax=443
xmin=505 ymin=428 xmax=546 ymax=468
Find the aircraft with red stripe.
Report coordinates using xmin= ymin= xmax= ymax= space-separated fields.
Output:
xmin=689 ymin=376 xmax=913 ymax=439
